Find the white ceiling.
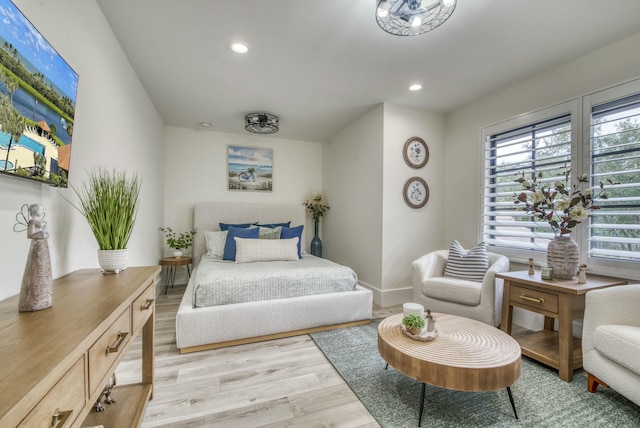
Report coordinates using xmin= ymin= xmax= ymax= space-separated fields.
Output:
xmin=95 ymin=0 xmax=640 ymax=143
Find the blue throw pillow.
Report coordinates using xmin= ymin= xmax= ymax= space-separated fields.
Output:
xmin=219 ymin=222 xmax=256 ymax=231
xmin=257 ymin=221 xmax=291 ymax=228
xmin=280 ymin=225 xmax=304 ymax=258
xmin=223 ymin=226 xmax=259 ymax=260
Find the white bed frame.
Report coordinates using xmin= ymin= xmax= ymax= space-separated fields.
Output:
xmin=175 ymin=202 xmax=373 ymax=353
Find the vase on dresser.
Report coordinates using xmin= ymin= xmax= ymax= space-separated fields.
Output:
xmin=310 ymin=219 xmax=323 ymax=258
xmin=547 ymin=235 xmax=579 ymax=279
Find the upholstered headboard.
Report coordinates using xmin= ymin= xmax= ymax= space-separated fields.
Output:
xmin=192 ymin=202 xmax=306 ymax=264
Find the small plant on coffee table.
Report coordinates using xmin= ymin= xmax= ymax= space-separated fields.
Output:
xmin=402 ymin=313 xmax=425 ymax=335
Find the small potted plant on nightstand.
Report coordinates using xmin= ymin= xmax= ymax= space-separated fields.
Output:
xmin=160 ymin=227 xmax=196 ymax=258
xmin=402 ymin=313 xmax=425 ymax=335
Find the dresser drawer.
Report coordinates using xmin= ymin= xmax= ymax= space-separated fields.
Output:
xmin=511 ymin=285 xmax=558 ymax=314
xmin=18 ymin=356 xmax=85 ymax=428
xmin=89 ymin=307 xmax=131 ymax=395
xmin=132 ymin=282 xmax=155 ymax=334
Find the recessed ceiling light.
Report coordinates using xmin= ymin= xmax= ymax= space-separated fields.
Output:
xmin=230 ymin=42 xmax=249 ymax=54
xmin=409 ymin=84 xmax=422 ymax=91
xmin=199 ymin=122 xmax=212 ymax=128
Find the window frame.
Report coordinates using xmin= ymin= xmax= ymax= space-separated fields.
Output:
xmin=480 ymin=100 xmax=579 ymax=265
xmin=581 ymin=79 xmax=640 ymax=280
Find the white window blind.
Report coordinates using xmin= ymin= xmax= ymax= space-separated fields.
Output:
xmin=483 ymin=114 xmax=572 ymax=252
xmin=589 ymin=93 xmax=640 ymax=262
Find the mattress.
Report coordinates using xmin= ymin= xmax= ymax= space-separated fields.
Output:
xmin=193 ymin=254 xmax=358 ymax=308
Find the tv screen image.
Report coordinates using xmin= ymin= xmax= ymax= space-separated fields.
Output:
xmin=0 ymin=0 xmax=78 ymax=187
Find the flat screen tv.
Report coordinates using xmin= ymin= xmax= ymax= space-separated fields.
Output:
xmin=0 ymin=0 xmax=78 ymax=187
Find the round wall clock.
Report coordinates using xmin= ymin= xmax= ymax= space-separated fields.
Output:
xmin=403 ymin=177 xmax=429 ymax=208
xmin=403 ymin=137 xmax=429 ymax=169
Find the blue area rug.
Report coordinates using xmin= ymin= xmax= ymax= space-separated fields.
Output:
xmin=310 ymin=319 xmax=640 ymax=427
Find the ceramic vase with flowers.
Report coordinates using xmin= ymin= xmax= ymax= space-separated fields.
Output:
xmin=303 ymin=194 xmax=330 ymax=258
xmin=515 ymin=169 xmax=611 ymax=279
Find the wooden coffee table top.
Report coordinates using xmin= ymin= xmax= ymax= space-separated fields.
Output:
xmin=378 ymin=313 xmax=521 ymax=392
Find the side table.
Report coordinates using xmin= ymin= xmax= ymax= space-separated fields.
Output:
xmin=497 ymin=270 xmax=626 ymax=381
xmin=160 ymin=256 xmax=192 ymax=294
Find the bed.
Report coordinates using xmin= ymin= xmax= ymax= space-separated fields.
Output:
xmin=175 ymin=202 xmax=373 ymax=353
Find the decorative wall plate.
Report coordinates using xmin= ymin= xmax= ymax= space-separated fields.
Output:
xmin=403 ymin=177 xmax=429 ymax=208
xmin=403 ymin=137 xmax=429 ymax=169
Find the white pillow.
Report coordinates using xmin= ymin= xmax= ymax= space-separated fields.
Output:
xmin=235 ymin=237 xmax=299 ymax=263
xmin=204 ymin=230 xmax=227 ymax=259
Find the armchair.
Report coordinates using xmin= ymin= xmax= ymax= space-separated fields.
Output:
xmin=582 ymin=284 xmax=640 ymax=406
xmin=412 ymin=250 xmax=510 ymax=327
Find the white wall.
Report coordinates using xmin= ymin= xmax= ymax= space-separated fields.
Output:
xmin=0 ymin=0 xmax=164 ymax=301
xmin=324 ymin=105 xmax=384 ymax=295
xmin=162 ymin=127 xmax=323 ymax=256
xmin=324 ymin=104 xmax=445 ymax=306
xmin=444 ymin=31 xmax=640 ymax=249
xmin=381 ymin=104 xmax=445 ymax=302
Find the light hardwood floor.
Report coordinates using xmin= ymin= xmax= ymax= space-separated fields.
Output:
xmin=115 ymin=284 xmax=401 ymax=427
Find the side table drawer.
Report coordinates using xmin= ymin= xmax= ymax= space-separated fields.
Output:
xmin=88 ymin=307 xmax=131 ymax=395
xmin=18 ymin=356 xmax=85 ymax=428
xmin=133 ymin=281 xmax=155 ymax=333
xmin=511 ymin=285 xmax=558 ymax=314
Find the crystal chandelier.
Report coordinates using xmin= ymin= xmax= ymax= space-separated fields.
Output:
xmin=376 ymin=0 xmax=456 ymax=36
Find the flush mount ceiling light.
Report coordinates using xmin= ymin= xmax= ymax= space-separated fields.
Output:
xmin=230 ymin=42 xmax=249 ymax=54
xmin=244 ymin=113 xmax=279 ymax=134
xmin=409 ymin=84 xmax=422 ymax=91
xmin=376 ymin=0 xmax=456 ymax=36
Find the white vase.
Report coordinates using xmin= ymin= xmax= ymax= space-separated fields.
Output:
xmin=97 ymin=249 xmax=128 ymax=274
xmin=173 ymin=249 xmax=183 ymax=258
xmin=547 ymin=236 xmax=579 ymax=279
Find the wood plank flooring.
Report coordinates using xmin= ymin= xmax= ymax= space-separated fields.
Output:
xmin=114 ymin=284 xmax=401 ymax=427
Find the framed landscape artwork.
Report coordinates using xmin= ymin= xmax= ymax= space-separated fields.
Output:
xmin=0 ymin=0 xmax=78 ymax=187
xmin=228 ymin=145 xmax=273 ymax=192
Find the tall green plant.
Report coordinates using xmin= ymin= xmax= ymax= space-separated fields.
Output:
xmin=71 ymin=168 xmax=141 ymax=250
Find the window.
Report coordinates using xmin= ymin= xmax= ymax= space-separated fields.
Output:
xmin=482 ymin=79 xmax=640 ymax=278
xmin=588 ymin=93 xmax=640 ymax=263
xmin=481 ymin=101 xmax=576 ymax=259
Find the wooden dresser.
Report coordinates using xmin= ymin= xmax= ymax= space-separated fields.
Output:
xmin=0 ymin=266 xmax=160 ymax=428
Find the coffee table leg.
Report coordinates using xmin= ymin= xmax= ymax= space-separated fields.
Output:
xmin=418 ymin=383 xmax=426 ymax=427
xmin=506 ymin=387 xmax=518 ymax=419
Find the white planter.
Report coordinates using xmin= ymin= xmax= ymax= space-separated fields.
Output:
xmin=173 ymin=249 xmax=183 ymax=259
xmin=97 ymin=249 xmax=128 ymax=274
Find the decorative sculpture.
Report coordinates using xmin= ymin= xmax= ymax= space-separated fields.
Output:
xmin=14 ymin=204 xmax=53 ymax=312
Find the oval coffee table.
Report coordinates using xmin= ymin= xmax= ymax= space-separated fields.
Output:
xmin=378 ymin=313 xmax=521 ymax=426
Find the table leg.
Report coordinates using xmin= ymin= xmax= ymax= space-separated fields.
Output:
xmin=506 ymin=387 xmax=518 ymax=419
xmin=186 ymin=264 xmax=191 ymax=277
xmin=558 ymin=294 xmax=575 ymax=381
xmin=164 ymin=266 xmax=176 ymax=295
xmin=418 ymin=382 xmax=426 ymax=427
xmin=500 ymin=281 xmax=513 ymax=334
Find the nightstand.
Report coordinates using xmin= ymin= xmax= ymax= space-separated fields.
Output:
xmin=497 ymin=270 xmax=626 ymax=381
xmin=160 ymin=256 xmax=192 ymax=294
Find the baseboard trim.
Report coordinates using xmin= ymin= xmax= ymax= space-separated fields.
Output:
xmin=358 ymin=281 xmax=413 ymax=307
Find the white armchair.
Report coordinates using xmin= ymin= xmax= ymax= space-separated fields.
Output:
xmin=412 ymin=250 xmax=510 ymax=327
xmin=582 ymin=284 xmax=640 ymax=406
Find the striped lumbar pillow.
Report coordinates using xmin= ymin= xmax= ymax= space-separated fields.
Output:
xmin=444 ymin=240 xmax=489 ymax=281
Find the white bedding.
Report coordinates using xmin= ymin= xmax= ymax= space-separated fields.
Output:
xmin=193 ymin=254 xmax=358 ymax=307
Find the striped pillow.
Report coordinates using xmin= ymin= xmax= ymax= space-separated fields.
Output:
xmin=444 ymin=241 xmax=489 ymax=281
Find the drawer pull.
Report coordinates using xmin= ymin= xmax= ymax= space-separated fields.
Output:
xmin=51 ymin=408 xmax=72 ymax=427
xmin=105 ymin=331 xmax=129 ymax=356
xmin=140 ymin=298 xmax=154 ymax=311
xmin=520 ymin=294 xmax=545 ymax=304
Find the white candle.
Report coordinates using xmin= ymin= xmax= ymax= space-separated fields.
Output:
xmin=403 ymin=302 xmax=424 ymax=318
